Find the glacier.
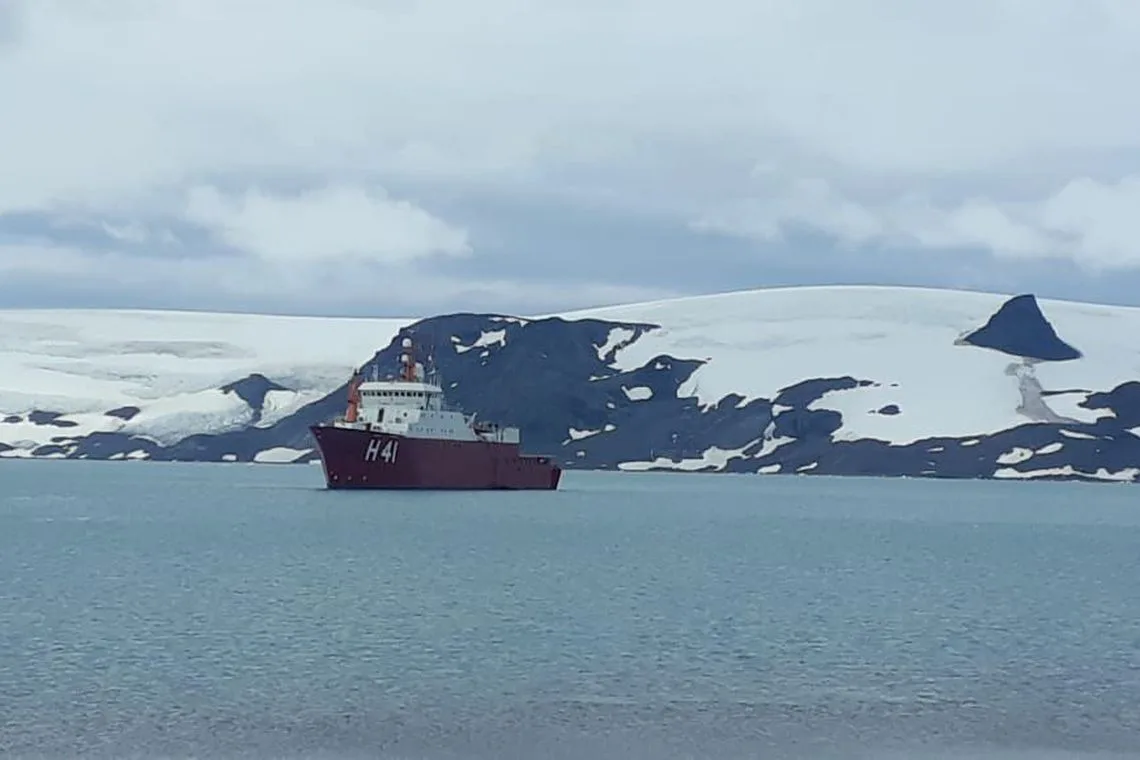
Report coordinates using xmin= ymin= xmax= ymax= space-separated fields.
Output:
xmin=3 ymin=286 xmax=1140 ymax=483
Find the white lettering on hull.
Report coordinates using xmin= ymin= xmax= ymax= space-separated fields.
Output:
xmin=364 ymin=437 xmax=399 ymax=463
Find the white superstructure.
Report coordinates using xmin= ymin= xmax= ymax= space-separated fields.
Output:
xmin=332 ymin=337 xmax=520 ymax=444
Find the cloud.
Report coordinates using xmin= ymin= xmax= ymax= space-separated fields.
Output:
xmin=183 ymin=185 xmax=471 ymax=265
xmin=0 ymin=1 xmax=23 ymax=49
xmin=2 ymin=0 xmax=1140 ymax=314
xmin=693 ymin=175 xmax=1140 ymax=271
xmin=0 ymin=239 xmax=674 ymax=317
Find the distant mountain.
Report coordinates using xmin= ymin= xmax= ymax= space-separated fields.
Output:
xmin=3 ymin=286 xmax=1140 ymax=482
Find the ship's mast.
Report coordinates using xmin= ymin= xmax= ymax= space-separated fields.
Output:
xmin=344 ymin=367 xmax=363 ymax=422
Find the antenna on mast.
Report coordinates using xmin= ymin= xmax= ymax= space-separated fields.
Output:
xmin=399 ymin=336 xmax=414 ymax=382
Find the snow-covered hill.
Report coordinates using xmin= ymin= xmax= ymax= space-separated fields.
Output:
xmin=3 ymin=286 xmax=1140 ymax=482
xmin=0 ymin=309 xmax=407 ymax=454
xmin=568 ymin=285 xmax=1138 ymax=445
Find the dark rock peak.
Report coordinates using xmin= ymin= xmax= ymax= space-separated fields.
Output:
xmin=221 ymin=373 xmax=290 ymax=413
xmin=2 ymin=415 xmax=20 ymax=424
xmin=956 ymin=293 xmax=1082 ymax=361
xmin=876 ymin=404 xmax=901 ymax=415
xmin=105 ymin=406 xmax=141 ymax=421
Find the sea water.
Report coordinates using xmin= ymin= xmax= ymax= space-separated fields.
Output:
xmin=2 ymin=460 xmax=1139 ymax=759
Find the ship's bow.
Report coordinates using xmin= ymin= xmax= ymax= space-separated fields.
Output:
xmin=309 ymin=424 xmax=337 ymax=488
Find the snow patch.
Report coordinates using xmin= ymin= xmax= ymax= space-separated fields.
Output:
xmin=253 ymin=447 xmax=312 ymax=464
xmin=1038 ymin=391 xmax=1112 ymax=424
xmin=257 ymin=388 xmax=319 ymax=428
xmin=994 ymin=465 xmax=1139 ymax=482
xmin=756 ymin=435 xmax=795 ymax=458
xmin=622 ymin=385 xmax=653 ymax=401
xmin=996 ymin=447 xmax=1034 ymax=465
xmin=618 ymin=445 xmax=745 ymax=472
xmin=595 ymin=327 xmax=636 ymax=362
xmin=564 ymin=423 xmax=616 ymax=444
xmin=454 ymin=329 xmax=507 ymax=354
xmin=1035 ymin=442 xmax=1064 ymax=455
xmin=118 ymin=389 xmax=253 ymax=446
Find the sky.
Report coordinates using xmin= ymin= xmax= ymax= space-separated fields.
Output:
xmin=3 ymin=0 xmax=1140 ymax=317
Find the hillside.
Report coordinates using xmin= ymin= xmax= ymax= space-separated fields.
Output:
xmin=3 ymin=286 xmax=1140 ymax=482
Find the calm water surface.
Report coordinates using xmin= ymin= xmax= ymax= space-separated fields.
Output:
xmin=2 ymin=461 xmax=1140 ymax=759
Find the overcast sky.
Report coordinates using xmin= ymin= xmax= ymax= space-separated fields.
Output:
xmin=2 ymin=0 xmax=1140 ymax=317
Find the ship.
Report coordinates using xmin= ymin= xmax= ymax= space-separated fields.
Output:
xmin=309 ymin=335 xmax=562 ymax=490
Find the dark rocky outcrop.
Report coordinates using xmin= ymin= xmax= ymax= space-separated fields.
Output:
xmin=220 ymin=373 xmax=290 ymax=425
xmin=105 ymin=406 xmax=141 ymax=421
xmin=27 ymin=410 xmax=79 ymax=428
xmin=956 ymin=293 xmax=1082 ymax=361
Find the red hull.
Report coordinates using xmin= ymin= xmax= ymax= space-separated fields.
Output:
xmin=310 ymin=425 xmax=562 ymax=490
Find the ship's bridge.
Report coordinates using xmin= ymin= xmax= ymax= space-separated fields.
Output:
xmin=357 ymin=380 xmax=444 ymax=411
xmin=334 ymin=339 xmax=516 ymax=443
xmin=351 ymin=376 xmax=486 ymax=441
